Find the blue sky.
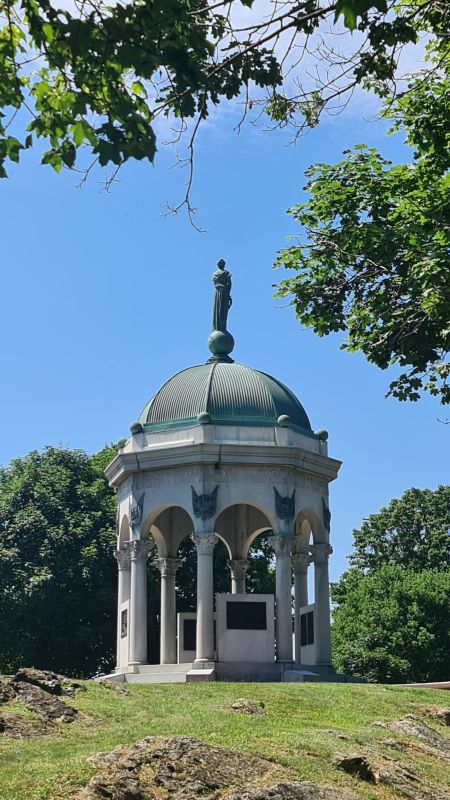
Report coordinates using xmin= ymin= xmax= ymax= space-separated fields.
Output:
xmin=1 ymin=94 xmax=447 ymax=583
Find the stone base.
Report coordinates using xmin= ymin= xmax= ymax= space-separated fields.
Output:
xmin=102 ymin=662 xmax=359 ymax=685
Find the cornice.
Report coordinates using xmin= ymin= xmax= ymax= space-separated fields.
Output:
xmin=105 ymin=441 xmax=342 ymax=489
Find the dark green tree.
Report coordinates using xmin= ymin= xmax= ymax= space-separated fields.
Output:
xmin=332 ymin=566 xmax=450 ymax=683
xmin=0 ymin=445 xmax=118 ymax=677
xmin=331 ymin=486 xmax=450 ymax=682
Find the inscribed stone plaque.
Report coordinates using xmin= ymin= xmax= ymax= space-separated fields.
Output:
xmin=226 ymin=601 xmax=267 ymax=630
xmin=300 ymin=611 xmax=314 ymax=646
xmin=183 ymin=618 xmax=196 ymax=651
xmin=121 ymin=609 xmax=128 ymax=638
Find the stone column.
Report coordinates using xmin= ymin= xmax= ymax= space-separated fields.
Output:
xmin=292 ymin=552 xmax=311 ymax=664
xmin=193 ymin=533 xmax=218 ymax=662
xmin=114 ymin=546 xmax=131 ymax=669
xmin=129 ymin=539 xmax=151 ymax=666
xmin=227 ymin=559 xmax=248 ymax=594
xmin=157 ymin=557 xmax=182 ymax=665
xmin=269 ymin=534 xmax=293 ymax=662
xmin=310 ymin=543 xmax=333 ymax=665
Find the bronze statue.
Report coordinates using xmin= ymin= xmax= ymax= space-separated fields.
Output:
xmin=212 ymin=259 xmax=232 ymax=332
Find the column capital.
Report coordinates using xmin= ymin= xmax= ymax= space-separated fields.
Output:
xmin=129 ymin=539 xmax=152 ymax=561
xmin=192 ymin=532 xmax=218 ymax=555
xmin=268 ymin=534 xmax=293 ymax=556
xmin=310 ymin=542 xmax=333 ymax=565
xmin=227 ymin=558 xmax=249 ymax=579
xmin=114 ymin=547 xmax=131 ymax=570
xmin=292 ymin=552 xmax=312 ymax=574
xmin=156 ymin=557 xmax=182 ymax=578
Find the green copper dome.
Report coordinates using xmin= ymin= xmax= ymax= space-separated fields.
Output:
xmin=138 ymin=362 xmax=313 ymax=434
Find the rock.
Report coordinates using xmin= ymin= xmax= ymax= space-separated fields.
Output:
xmin=0 ymin=683 xmax=16 ymax=704
xmin=77 ymin=735 xmax=291 ymax=799
xmin=227 ymin=783 xmax=355 ymax=800
xmin=13 ymin=681 xmax=77 ymax=723
xmin=436 ymin=709 xmax=450 ymax=727
xmin=12 ymin=667 xmax=64 ymax=695
xmin=374 ymin=716 xmax=450 ymax=761
xmin=333 ymin=754 xmax=375 ymax=783
xmin=230 ymin=698 xmax=265 ymax=715
xmin=0 ymin=712 xmax=48 ymax=739
xmin=97 ymin=678 xmax=131 ymax=694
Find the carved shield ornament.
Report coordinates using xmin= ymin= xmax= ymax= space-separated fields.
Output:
xmin=274 ymin=487 xmax=296 ymax=521
xmin=191 ymin=485 xmax=219 ymax=521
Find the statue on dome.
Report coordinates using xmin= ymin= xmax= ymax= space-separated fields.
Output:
xmin=212 ymin=259 xmax=232 ymax=332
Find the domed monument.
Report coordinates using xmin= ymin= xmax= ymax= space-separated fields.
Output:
xmin=105 ymin=262 xmax=341 ymax=683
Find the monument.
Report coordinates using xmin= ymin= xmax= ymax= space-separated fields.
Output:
xmin=105 ymin=262 xmax=342 ymax=683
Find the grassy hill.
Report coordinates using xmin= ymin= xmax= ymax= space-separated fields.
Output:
xmin=1 ymin=680 xmax=450 ymax=799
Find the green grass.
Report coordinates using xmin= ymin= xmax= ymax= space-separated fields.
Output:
xmin=1 ymin=681 xmax=449 ymax=799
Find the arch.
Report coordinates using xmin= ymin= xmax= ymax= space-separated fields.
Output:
xmin=148 ymin=505 xmax=195 ymax=557
xmin=118 ymin=514 xmax=130 ymax=548
xmin=214 ymin=503 xmax=273 ymax=559
xmin=244 ymin=525 xmax=274 ymax=557
xmin=294 ymin=507 xmax=326 ymax=548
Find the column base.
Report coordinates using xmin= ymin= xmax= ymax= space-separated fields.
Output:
xmin=193 ymin=659 xmax=216 ymax=668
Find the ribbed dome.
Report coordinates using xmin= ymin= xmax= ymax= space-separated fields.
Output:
xmin=138 ymin=362 xmax=312 ymax=433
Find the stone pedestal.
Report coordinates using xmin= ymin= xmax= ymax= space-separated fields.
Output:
xmin=129 ymin=540 xmax=151 ymax=665
xmin=193 ymin=533 xmax=218 ymax=662
xmin=269 ymin=534 xmax=293 ymax=662
xmin=292 ymin=551 xmax=311 ymax=664
xmin=157 ymin=557 xmax=182 ymax=665
xmin=310 ymin=543 xmax=333 ymax=665
xmin=227 ymin=558 xmax=248 ymax=594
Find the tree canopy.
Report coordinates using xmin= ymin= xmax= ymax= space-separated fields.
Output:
xmin=331 ymin=485 xmax=450 ymax=682
xmin=0 ymin=1 xmax=442 ymax=211
xmin=0 ymin=445 xmax=118 ymax=677
xmin=275 ymin=9 xmax=450 ymax=404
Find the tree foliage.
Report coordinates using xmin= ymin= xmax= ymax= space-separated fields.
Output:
xmin=276 ymin=10 xmax=450 ymax=404
xmin=331 ymin=486 xmax=450 ymax=682
xmin=332 ymin=565 xmax=450 ymax=683
xmin=0 ymin=0 xmax=438 ymax=210
xmin=0 ymin=445 xmax=118 ymax=677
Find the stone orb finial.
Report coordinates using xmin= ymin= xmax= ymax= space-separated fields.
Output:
xmin=130 ymin=421 xmax=144 ymax=435
xmin=197 ymin=412 xmax=212 ymax=425
xmin=208 ymin=329 xmax=235 ymax=359
xmin=316 ymin=429 xmax=329 ymax=441
xmin=277 ymin=414 xmax=291 ymax=428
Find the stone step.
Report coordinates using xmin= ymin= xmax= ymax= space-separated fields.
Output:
xmin=125 ymin=671 xmax=188 ymax=684
xmin=135 ymin=663 xmax=193 ymax=674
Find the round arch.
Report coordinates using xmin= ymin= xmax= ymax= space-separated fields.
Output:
xmin=118 ymin=514 xmax=130 ymax=548
xmin=144 ymin=505 xmax=195 ymax=557
xmin=214 ymin=503 xmax=273 ymax=559
xmin=294 ymin=508 xmax=326 ymax=548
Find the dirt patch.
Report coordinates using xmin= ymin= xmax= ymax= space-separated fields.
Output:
xmin=76 ymin=735 xmax=351 ymax=800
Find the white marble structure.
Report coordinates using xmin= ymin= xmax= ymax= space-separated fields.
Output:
xmin=105 ymin=262 xmax=341 ymax=683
